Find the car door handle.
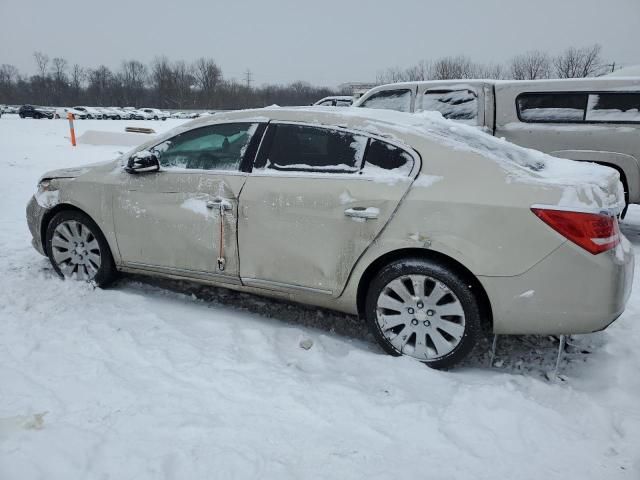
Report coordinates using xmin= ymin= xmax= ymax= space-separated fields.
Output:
xmin=344 ymin=207 xmax=379 ymax=220
xmin=206 ymin=199 xmax=232 ymax=210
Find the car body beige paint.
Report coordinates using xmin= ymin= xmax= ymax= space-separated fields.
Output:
xmin=27 ymin=107 xmax=634 ymax=336
xmin=355 ymin=77 xmax=640 ymax=203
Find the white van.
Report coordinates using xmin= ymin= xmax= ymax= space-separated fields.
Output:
xmin=355 ymin=78 xmax=640 ymax=210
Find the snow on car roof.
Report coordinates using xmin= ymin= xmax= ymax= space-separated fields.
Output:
xmin=144 ymin=106 xmax=623 ymax=211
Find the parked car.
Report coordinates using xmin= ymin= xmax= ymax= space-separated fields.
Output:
xmin=72 ymin=106 xmax=104 ymax=119
xmin=171 ymin=111 xmax=199 ymax=119
xmin=355 ymin=77 xmax=640 ymax=213
xmin=26 ymin=108 xmax=633 ymax=369
xmin=1 ymin=105 xmax=19 ymax=114
xmin=110 ymin=107 xmax=134 ymax=120
xmin=140 ymin=108 xmax=168 ymax=120
xmin=130 ymin=109 xmax=153 ymax=120
xmin=18 ymin=105 xmax=54 ymax=119
xmin=313 ymin=95 xmax=354 ymax=107
xmin=54 ymin=107 xmax=88 ymax=120
xmin=96 ymin=107 xmax=121 ymax=119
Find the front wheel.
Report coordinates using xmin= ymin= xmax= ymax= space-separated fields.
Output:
xmin=45 ymin=210 xmax=117 ymax=287
xmin=365 ymin=258 xmax=481 ymax=369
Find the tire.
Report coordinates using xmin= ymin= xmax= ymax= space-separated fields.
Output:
xmin=19 ymin=113 xmax=24 ymax=118
xmin=45 ymin=210 xmax=117 ymax=287
xmin=153 ymin=116 xmax=158 ymax=120
xmin=364 ymin=258 xmax=481 ymax=369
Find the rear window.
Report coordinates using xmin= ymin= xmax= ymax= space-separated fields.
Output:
xmin=362 ymin=139 xmax=414 ymax=176
xmin=517 ymin=93 xmax=587 ymax=122
xmin=585 ymin=93 xmax=640 ymax=122
xmin=420 ymin=89 xmax=478 ymax=124
xmin=360 ymin=89 xmax=412 ymax=112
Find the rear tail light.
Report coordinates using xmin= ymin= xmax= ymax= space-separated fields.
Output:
xmin=531 ymin=207 xmax=620 ymax=255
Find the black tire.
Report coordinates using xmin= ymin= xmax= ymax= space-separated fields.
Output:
xmin=364 ymin=258 xmax=481 ymax=369
xmin=45 ymin=210 xmax=118 ymax=287
xmin=19 ymin=113 xmax=24 ymax=118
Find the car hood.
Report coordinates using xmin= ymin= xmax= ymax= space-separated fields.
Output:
xmin=39 ymin=160 xmax=115 ymax=182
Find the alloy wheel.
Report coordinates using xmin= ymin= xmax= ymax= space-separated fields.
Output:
xmin=51 ymin=220 xmax=102 ymax=280
xmin=376 ymin=274 xmax=466 ymax=360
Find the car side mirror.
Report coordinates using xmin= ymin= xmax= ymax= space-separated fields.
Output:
xmin=125 ymin=151 xmax=160 ymax=174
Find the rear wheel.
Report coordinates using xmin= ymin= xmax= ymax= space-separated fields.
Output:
xmin=365 ymin=258 xmax=481 ymax=369
xmin=45 ymin=211 xmax=117 ymax=287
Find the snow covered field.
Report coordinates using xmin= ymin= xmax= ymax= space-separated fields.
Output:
xmin=1 ymin=115 xmax=639 ymax=479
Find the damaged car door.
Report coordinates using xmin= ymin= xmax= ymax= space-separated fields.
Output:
xmin=112 ymin=122 xmax=264 ymax=282
xmin=238 ymin=122 xmax=419 ymax=296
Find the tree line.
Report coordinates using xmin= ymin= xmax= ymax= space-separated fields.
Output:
xmin=0 ymin=44 xmax=616 ymax=109
xmin=0 ymin=54 xmax=335 ymax=109
xmin=376 ymin=44 xmax=610 ymax=83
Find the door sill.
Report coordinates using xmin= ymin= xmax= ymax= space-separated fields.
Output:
xmin=241 ymin=277 xmax=332 ymax=295
xmin=120 ymin=262 xmax=241 ymax=285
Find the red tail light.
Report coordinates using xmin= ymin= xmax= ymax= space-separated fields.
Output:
xmin=531 ymin=208 xmax=620 ymax=255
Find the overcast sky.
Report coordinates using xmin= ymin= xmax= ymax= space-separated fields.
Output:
xmin=1 ymin=0 xmax=639 ymax=86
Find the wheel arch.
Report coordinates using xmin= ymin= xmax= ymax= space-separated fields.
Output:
xmin=356 ymin=248 xmax=493 ymax=333
xmin=41 ymin=203 xmax=95 ymax=255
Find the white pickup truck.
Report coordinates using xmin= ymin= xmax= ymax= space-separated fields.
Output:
xmin=355 ymin=77 xmax=640 ymax=210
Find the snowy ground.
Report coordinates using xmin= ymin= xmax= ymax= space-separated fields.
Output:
xmin=1 ymin=115 xmax=639 ymax=479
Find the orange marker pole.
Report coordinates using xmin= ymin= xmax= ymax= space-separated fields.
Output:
xmin=67 ymin=112 xmax=76 ymax=147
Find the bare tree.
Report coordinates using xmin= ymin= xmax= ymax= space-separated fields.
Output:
xmin=553 ymin=44 xmax=604 ymax=78
xmin=33 ymin=51 xmax=50 ymax=79
xmin=375 ymin=66 xmax=407 ymax=84
xmin=193 ymin=57 xmax=221 ymax=107
xmin=51 ymin=57 xmax=68 ymax=82
xmin=473 ymin=62 xmax=506 ymax=79
xmin=0 ymin=64 xmax=19 ymax=85
xmin=119 ymin=60 xmax=147 ymax=105
xmin=87 ymin=65 xmax=114 ymax=105
xmin=150 ymin=56 xmax=174 ymax=107
xmin=404 ymin=60 xmax=431 ymax=81
xmin=172 ymin=60 xmax=195 ymax=108
xmin=0 ymin=64 xmax=19 ymax=103
xmin=430 ymin=55 xmax=476 ymax=79
xmin=509 ymin=50 xmax=551 ymax=80
xmin=70 ymin=64 xmax=85 ymax=92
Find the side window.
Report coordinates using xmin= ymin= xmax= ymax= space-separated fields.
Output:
xmin=362 ymin=139 xmax=414 ymax=176
xmin=517 ymin=93 xmax=587 ymax=122
xmin=420 ymin=89 xmax=478 ymax=124
xmin=586 ymin=93 xmax=640 ymax=123
xmin=318 ymin=100 xmax=334 ymax=106
xmin=258 ymin=124 xmax=367 ymax=173
xmin=151 ymin=122 xmax=259 ymax=171
xmin=360 ymin=89 xmax=412 ymax=112
xmin=335 ymin=99 xmax=353 ymax=107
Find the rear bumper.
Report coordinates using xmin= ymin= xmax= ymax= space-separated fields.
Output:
xmin=26 ymin=195 xmax=47 ymax=256
xmin=481 ymin=238 xmax=634 ymax=335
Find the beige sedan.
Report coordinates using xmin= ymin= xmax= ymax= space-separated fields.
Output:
xmin=26 ymin=107 xmax=634 ymax=368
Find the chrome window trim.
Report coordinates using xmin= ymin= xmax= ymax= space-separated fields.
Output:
xmin=261 ymin=120 xmax=422 ymax=178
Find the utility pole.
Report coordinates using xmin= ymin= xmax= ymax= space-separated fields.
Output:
xmin=244 ymin=69 xmax=253 ymax=89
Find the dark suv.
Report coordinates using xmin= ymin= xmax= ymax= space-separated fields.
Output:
xmin=19 ymin=105 xmax=54 ymax=119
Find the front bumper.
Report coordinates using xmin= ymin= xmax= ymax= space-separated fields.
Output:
xmin=481 ymin=238 xmax=635 ymax=335
xmin=26 ymin=195 xmax=48 ymax=256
